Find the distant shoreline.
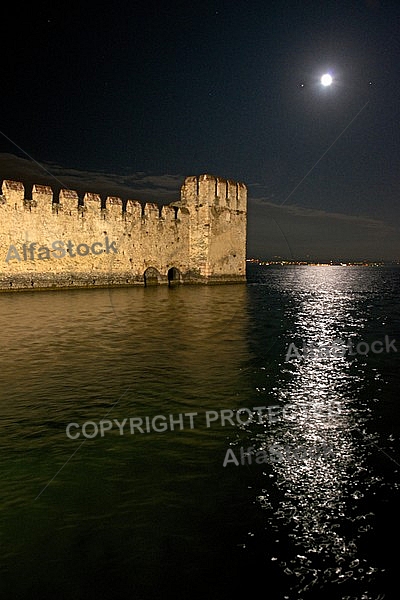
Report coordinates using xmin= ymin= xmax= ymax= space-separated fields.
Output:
xmin=247 ymin=259 xmax=400 ymax=267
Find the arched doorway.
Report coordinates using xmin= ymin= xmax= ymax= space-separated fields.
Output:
xmin=167 ymin=267 xmax=181 ymax=286
xmin=143 ymin=267 xmax=161 ymax=286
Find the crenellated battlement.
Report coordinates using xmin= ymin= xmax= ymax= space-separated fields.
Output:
xmin=0 ymin=174 xmax=247 ymax=291
xmin=180 ymin=173 xmax=247 ymax=212
xmin=1 ymin=173 xmax=246 ymax=219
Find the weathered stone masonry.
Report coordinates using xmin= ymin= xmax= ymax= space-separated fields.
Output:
xmin=0 ymin=174 xmax=247 ymax=291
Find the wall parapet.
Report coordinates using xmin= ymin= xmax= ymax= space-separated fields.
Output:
xmin=1 ymin=174 xmax=247 ymax=217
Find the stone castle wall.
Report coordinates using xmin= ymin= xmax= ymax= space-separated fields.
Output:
xmin=0 ymin=173 xmax=247 ymax=291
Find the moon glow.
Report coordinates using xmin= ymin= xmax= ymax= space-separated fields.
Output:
xmin=321 ymin=73 xmax=333 ymax=86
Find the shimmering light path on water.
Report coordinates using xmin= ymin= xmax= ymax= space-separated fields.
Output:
xmin=0 ymin=266 xmax=399 ymax=599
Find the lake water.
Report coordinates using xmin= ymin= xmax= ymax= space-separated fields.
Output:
xmin=1 ymin=265 xmax=399 ymax=599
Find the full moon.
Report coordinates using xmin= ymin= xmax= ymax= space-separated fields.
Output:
xmin=321 ymin=73 xmax=333 ymax=86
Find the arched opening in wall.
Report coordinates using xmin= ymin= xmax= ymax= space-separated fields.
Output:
xmin=167 ymin=267 xmax=181 ymax=286
xmin=143 ymin=267 xmax=161 ymax=286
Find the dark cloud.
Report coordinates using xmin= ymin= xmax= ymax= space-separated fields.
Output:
xmin=247 ymin=195 xmax=400 ymax=261
xmin=0 ymin=153 xmax=184 ymax=203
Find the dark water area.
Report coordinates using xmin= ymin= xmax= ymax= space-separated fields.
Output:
xmin=1 ymin=265 xmax=399 ymax=599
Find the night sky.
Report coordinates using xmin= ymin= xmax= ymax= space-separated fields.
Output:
xmin=1 ymin=0 xmax=400 ymax=261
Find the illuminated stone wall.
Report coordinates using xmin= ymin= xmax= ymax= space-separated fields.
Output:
xmin=0 ymin=174 xmax=247 ymax=291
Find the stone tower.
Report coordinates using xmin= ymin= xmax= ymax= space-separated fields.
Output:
xmin=177 ymin=174 xmax=247 ymax=283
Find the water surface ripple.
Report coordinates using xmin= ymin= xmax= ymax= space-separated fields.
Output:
xmin=0 ymin=266 xmax=399 ymax=599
